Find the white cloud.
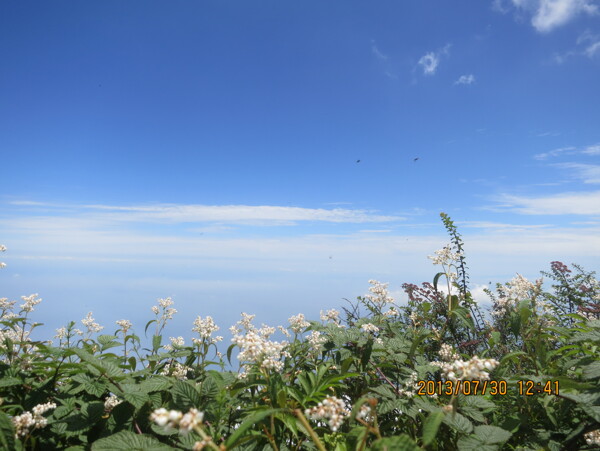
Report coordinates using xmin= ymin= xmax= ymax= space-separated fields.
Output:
xmin=533 ymin=143 xmax=600 ymax=160
xmin=455 ymin=74 xmax=475 ymax=85
xmin=554 ymin=162 xmax=600 ymax=184
xmin=418 ymin=53 xmax=439 ymax=75
xmin=582 ymin=144 xmax=600 ymax=155
xmin=494 ymin=191 xmax=600 ymax=215
xmin=371 ymin=40 xmax=389 ymax=60
xmin=533 ymin=146 xmax=576 ymax=160
xmin=498 ymin=0 xmax=599 ymax=32
xmin=8 ymin=201 xmax=403 ymax=225
xmin=418 ymin=45 xmax=451 ymax=75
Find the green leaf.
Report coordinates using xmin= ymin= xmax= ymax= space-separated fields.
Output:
xmin=474 ymin=425 xmax=512 ymax=444
xmin=422 ymin=410 xmax=444 ymax=446
xmin=152 ymin=335 xmax=162 ymax=353
xmin=581 ymin=360 xmax=600 ymax=380
xmin=0 ymin=411 xmax=15 ymax=451
xmin=91 ymin=430 xmax=173 ymax=450
xmin=371 ymin=434 xmax=420 ymax=451
xmin=0 ymin=377 xmax=22 ymax=388
xmin=225 ymin=408 xmax=282 ymax=449
xmin=172 ymin=380 xmax=201 ymax=410
xmin=144 ymin=319 xmax=156 ymax=337
xmin=433 ymin=272 xmax=445 ymax=292
xmin=442 ymin=412 xmax=473 ymax=434
xmin=456 ymin=437 xmax=498 ymax=451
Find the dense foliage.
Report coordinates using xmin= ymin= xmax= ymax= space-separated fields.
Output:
xmin=0 ymin=215 xmax=599 ymax=450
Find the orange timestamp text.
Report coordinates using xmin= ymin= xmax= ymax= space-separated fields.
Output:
xmin=416 ymin=379 xmax=560 ymax=396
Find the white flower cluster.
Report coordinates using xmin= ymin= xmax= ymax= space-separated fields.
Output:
xmin=305 ymin=396 xmax=350 ymax=432
xmin=160 ymin=362 xmax=191 ymax=380
xmin=438 ymin=344 xmax=460 ymax=362
xmin=320 ymin=309 xmax=343 ymax=327
xmin=116 ymin=319 xmax=132 ymax=334
xmin=0 ymin=297 xmax=16 ymax=312
xmin=306 ymin=330 xmax=326 ymax=358
xmin=231 ymin=330 xmax=290 ymax=373
xmin=104 ymin=394 xmax=122 ymax=412
xmin=192 ymin=315 xmax=221 ymax=343
xmin=0 ymin=244 xmax=6 ymax=269
xmin=229 ymin=313 xmax=290 ymax=376
xmin=365 ymin=280 xmax=395 ymax=307
xmin=81 ymin=312 xmax=104 ymax=334
xmin=356 ymin=404 xmax=372 ymax=422
xmin=20 ymin=294 xmax=42 ymax=313
xmin=193 ymin=438 xmax=213 ymax=450
xmin=151 ymin=297 xmax=177 ymax=320
xmin=12 ymin=402 xmax=56 ymax=438
xmin=54 ymin=326 xmax=83 ymax=341
xmin=361 ymin=323 xmax=380 ymax=334
xmin=384 ymin=308 xmax=400 ymax=317
xmin=491 ymin=274 xmax=544 ymax=318
xmin=150 ymin=407 xmax=204 ymax=434
xmin=164 ymin=336 xmax=185 ymax=351
xmin=433 ymin=356 xmax=499 ymax=381
xmin=428 ymin=245 xmax=462 ymax=266
xmin=396 ymin=371 xmax=421 ymax=398
xmin=585 ymin=429 xmax=600 ymax=446
xmin=288 ymin=313 xmax=310 ymax=334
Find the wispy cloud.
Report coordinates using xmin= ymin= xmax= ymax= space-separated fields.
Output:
xmin=499 ymin=0 xmax=599 ymax=33
xmin=554 ymin=162 xmax=600 ymax=184
xmin=455 ymin=74 xmax=475 ymax=85
xmin=533 ymin=146 xmax=577 ymax=160
xmin=371 ymin=40 xmax=389 ymax=61
xmin=533 ymin=142 xmax=600 ymax=160
xmin=554 ymin=31 xmax=600 ymax=63
xmin=493 ymin=191 xmax=600 ymax=215
xmin=418 ymin=45 xmax=451 ymax=76
xmin=6 ymin=201 xmax=404 ymax=225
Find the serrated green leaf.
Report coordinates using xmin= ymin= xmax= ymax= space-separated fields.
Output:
xmin=91 ymin=430 xmax=172 ymax=450
xmin=474 ymin=425 xmax=512 ymax=444
xmin=457 ymin=436 xmax=498 ymax=451
xmin=172 ymin=380 xmax=201 ymax=410
xmin=422 ymin=410 xmax=444 ymax=446
xmin=442 ymin=412 xmax=473 ymax=434
xmin=582 ymin=361 xmax=600 ymax=380
xmin=371 ymin=434 xmax=420 ymax=451
xmin=0 ymin=377 xmax=22 ymax=388
xmin=0 ymin=411 xmax=15 ymax=450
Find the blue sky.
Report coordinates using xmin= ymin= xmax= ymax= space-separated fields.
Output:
xmin=1 ymin=1 xmax=599 ymax=343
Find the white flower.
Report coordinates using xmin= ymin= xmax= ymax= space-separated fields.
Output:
xmin=20 ymin=294 xmax=42 ymax=313
xmin=306 ymin=330 xmax=326 ymax=358
xmin=361 ymin=323 xmax=380 ymax=334
xmin=151 ymin=407 xmax=204 ymax=433
xmin=179 ymin=408 xmax=204 ymax=433
xmin=192 ymin=316 xmax=220 ymax=340
xmin=12 ymin=402 xmax=56 ymax=437
xmin=116 ymin=319 xmax=132 ymax=333
xmin=104 ymin=394 xmax=122 ymax=412
xmin=81 ymin=312 xmax=104 ymax=334
xmin=365 ymin=280 xmax=395 ymax=306
xmin=320 ymin=309 xmax=340 ymax=323
xmin=428 ymin=246 xmax=462 ymax=266
xmin=585 ymin=429 xmax=600 ymax=446
xmin=160 ymin=362 xmax=191 ymax=380
xmin=164 ymin=336 xmax=185 ymax=351
xmin=432 ymin=355 xmax=499 ymax=381
xmin=54 ymin=327 xmax=67 ymax=340
xmin=288 ymin=313 xmax=310 ymax=333
xmin=305 ymin=396 xmax=350 ymax=432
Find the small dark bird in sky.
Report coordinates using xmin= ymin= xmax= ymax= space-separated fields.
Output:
xmin=356 ymin=159 xmax=361 ymax=163
xmin=413 ymin=157 xmax=420 ymax=162
xmin=329 ymin=255 xmax=333 ymax=259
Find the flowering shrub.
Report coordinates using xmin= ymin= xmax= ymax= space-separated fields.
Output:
xmin=0 ymin=215 xmax=599 ymax=450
